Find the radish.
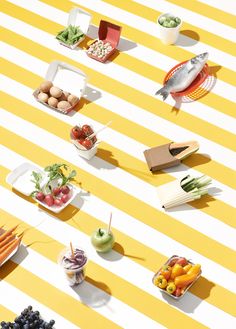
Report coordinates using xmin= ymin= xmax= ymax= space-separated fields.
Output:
xmin=44 ymin=194 xmax=54 ymax=206
xmin=61 ymin=185 xmax=70 ymax=194
xmin=36 ymin=192 xmax=45 ymax=202
xmin=54 ymin=198 xmax=63 ymax=207
xmin=53 ymin=187 xmax=61 ymax=196
xmin=61 ymin=194 xmax=70 ymax=203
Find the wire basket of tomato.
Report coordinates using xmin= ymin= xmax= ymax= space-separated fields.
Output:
xmin=152 ymin=255 xmax=202 ymax=300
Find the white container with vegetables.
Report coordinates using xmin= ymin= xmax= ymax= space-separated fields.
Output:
xmin=6 ymin=162 xmax=79 ymax=213
xmin=157 ymin=13 xmax=182 ymax=45
xmin=33 ymin=60 xmax=87 ymax=114
xmin=56 ymin=7 xmax=92 ymax=49
xmin=157 ymin=175 xmax=212 ymax=209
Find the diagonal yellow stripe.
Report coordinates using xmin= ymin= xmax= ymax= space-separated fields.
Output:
xmin=104 ymin=0 xmax=236 ymax=47
xmin=0 ymin=127 xmax=235 ymax=273
xmin=0 ymin=306 xmax=16 ymax=322
xmin=4 ymin=0 xmax=232 ymax=120
xmin=1 ymin=28 xmax=236 ymax=154
xmin=0 ymin=262 xmax=121 ymax=328
xmin=1 ymin=54 xmax=236 ymax=191
xmin=1 ymin=87 xmax=236 ymax=229
xmin=167 ymin=0 xmax=236 ymax=28
xmin=41 ymin=0 xmax=236 ymax=87
xmin=1 ymin=180 xmax=236 ymax=317
xmin=0 ymin=211 xmax=209 ymax=329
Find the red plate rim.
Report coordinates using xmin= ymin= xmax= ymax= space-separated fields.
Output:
xmin=163 ymin=61 xmax=209 ymax=97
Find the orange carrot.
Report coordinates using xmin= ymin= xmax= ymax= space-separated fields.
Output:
xmin=0 ymin=225 xmax=18 ymax=242
xmin=0 ymin=234 xmax=15 ymax=249
xmin=0 ymin=237 xmax=21 ymax=266
xmin=0 ymin=236 xmax=20 ymax=254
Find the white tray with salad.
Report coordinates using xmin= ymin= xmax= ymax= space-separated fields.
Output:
xmin=6 ymin=162 xmax=79 ymax=213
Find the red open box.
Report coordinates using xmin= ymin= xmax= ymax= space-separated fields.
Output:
xmin=87 ymin=20 xmax=122 ymax=62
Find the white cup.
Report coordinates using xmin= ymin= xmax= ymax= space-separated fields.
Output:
xmin=157 ymin=13 xmax=182 ymax=45
xmin=76 ymin=144 xmax=98 ymax=160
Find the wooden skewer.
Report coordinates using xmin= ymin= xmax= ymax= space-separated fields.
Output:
xmin=70 ymin=241 xmax=75 ymax=259
xmin=108 ymin=212 xmax=112 ymax=234
xmin=86 ymin=121 xmax=112 ymax=140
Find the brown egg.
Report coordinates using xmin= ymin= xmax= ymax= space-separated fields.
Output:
xmin=38 ymin=92 xmax=49 ymax=103
xmin=58 ymin=91 xmax=69 ymax=102
xmin=39 ymin=80 xmax=53 ymax=93
xmin=57 ymin=101 xmax=71 ymax=110
xmin=67 ymin=94 xmax=79 ymax=105
xmin=50 ymin=86 xmax=63 ymax=98
xmin=48 ymin=97 xmax=58 ymax=108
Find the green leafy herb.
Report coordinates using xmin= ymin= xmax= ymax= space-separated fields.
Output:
xmin=56 ymin=25 xmax=84 ymax=45
xmin=44 ymin=163 xmax=77 ymax=187
xmin=30 ymin=171 xmax=43 ymax=191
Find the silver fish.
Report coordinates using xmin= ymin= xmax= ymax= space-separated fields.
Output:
xmin=155 ymin=52 xmax=209 ymax=101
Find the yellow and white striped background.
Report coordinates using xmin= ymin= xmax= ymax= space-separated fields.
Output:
xmin=0 ymin=0 xmax=236 ymax=328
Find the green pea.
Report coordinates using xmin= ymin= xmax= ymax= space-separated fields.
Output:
xmin=159 ymin=17 xmax=166 ymax=25
xmin=163 ymin=21 xmax=170 ymax=27
xmin=169 ymin=20 xmax=177 ymax=27
xmin=175 ymin=17 xmax=181 ymax=25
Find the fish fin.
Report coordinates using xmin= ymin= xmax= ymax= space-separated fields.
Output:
xmin=188 ymin=67 xmax=195 ymax=73
xmin=155 ymin=87 xmax=169 ymax=101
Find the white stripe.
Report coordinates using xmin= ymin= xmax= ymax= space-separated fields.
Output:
xmin=0 ymin=145 xmax=236 ymax=294
xmin=2 ymin=11 xmax=235 ymax=135
xmin=9 ymin=246 xmax=162 ymax=329
xmin=0 ymin=108 xmax=235 ymax=252
xmin=0 ymin=33 xmax=236 ymax=173
xmin=8 ymin=0 xmax=236 ymax=104
xmin=0 ymin=188 xmax=235 ymax=329
xmin=198 ymin=0 xmax=236 ymax=15
xmin=0 ymin=281 xmax=81 ymax=329
xmin=1 ymin=73 xmax=236 ymax=209
xmin=133 ymin=0 xmax=236 ymax=43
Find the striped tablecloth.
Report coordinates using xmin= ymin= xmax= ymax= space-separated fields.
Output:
xmin=0 ymin=0 xmax=236 ymax=328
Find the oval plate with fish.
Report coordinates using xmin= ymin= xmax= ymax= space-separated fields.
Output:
xmin=155 ymin=52 xmax=209 ymax=101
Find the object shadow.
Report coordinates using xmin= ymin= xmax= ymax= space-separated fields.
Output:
xmin=162 ymin=277 xmax=214 ymax=313
xmin=69 ymin=86 xmax=102 ymax=115
xmin=40 ymin=202 xmax=81 ymax=222
xmin=0 ymin=244 xmax=28 ymax=280
xmin=88 ymin=25 xmax=137 ymax=52
xmin=97 ymin=242 xmax=146 ymax=262
xmin=73 ymin=277 xmax=112 ymax=308
xmin=177 ymin=30 xmax=200 ymax=47
xmin=82 ymin=148 xmax=119 ymax=170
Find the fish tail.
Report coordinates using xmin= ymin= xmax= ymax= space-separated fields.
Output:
xmin=155 ymin=87 xmax=169 ymax=101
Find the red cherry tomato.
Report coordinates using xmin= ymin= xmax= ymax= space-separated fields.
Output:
xmin=175 ymin=257 xmax=188 ymax=267
xmin=71 ymin=126 xmax=83 ymax=139
xmin=82 ymin=124 xmax=93 ymax=136
xmin=82 ymin=139 xmax=93 ymax=150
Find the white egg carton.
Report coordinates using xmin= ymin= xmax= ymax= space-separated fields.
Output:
xmin=33 ymin=60 xmax=87 ymax=114
xmin=57 ymin=7 xmax=92 ymax=49
xmin=6 ymin=162 xmax=78 ymax=213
